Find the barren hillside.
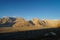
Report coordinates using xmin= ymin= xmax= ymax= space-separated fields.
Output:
xmin=0 ymin=17 xmax=60 ymax=33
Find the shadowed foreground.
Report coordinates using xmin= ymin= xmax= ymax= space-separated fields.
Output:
xmin=0 ymin=28 xmax=60 ymax=40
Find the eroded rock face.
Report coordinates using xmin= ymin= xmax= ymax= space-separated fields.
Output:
xmin=13 ymin=18 xmax=24 ymax=27
xmin=0 ymin=16 xmax=60 ymax=29
xmin=31 ymin=18 xmax=40 ymax=26
xmin=13 ymin=18 xmax=33 ymax=28
xmin=0 ymin=17 xmax=16 ymax=27
xmin=31 ymin=18 xmax=46 ymax=27
xmin=31 ymin=18 xmax=40 ymax=25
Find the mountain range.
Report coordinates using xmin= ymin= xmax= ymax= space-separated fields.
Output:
xmin=0 ymin=16 xmax=60 ymax=40
xmin=0 ymin=16 xmax=60 ymax=28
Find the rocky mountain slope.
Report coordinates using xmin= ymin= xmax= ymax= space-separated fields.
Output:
xmin=0 ymin=17 xmax=60 ymax=40
xmin=0 ymin=17 xmax=16 ymax=27
xmin=0 ymin=16 xmax=60 ymax=29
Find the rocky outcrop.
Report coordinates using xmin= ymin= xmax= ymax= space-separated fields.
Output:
xmin=0 ymin=16 xmax=60 ymax=29
xmin=0 ymin=17 xmax=16 ymax=27
xmin=31 ymin=18 xmax=46 ymax=27
xmin=13 ymin=18 xmax=33 ymax=28
xmin=13 ymin=18 xmax=26 ymax=27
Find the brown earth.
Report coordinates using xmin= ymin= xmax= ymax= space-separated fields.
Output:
xmin=0 ymin=17 xmax=60 ymax=40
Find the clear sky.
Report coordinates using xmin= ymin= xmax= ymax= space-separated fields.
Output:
xmin=0 ymin=0 xmax=60 ymax=20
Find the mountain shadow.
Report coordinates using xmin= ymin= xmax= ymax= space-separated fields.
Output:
xmin=0 ymin=27 xmax=60 ymax=40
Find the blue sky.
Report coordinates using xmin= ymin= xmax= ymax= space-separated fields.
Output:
xmin=0 ymin=0 xmax=60 ymax=20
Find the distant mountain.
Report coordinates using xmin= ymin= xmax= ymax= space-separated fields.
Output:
xmin=43 ymin=19 xmax=60 ymax=28
xmin=31 ymin=18 xmax=46 ymax=27
xmin=0 ymin=16 xmax=60 ymax=29
xmin=0 ymin=17 xmax=16 ymax=27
